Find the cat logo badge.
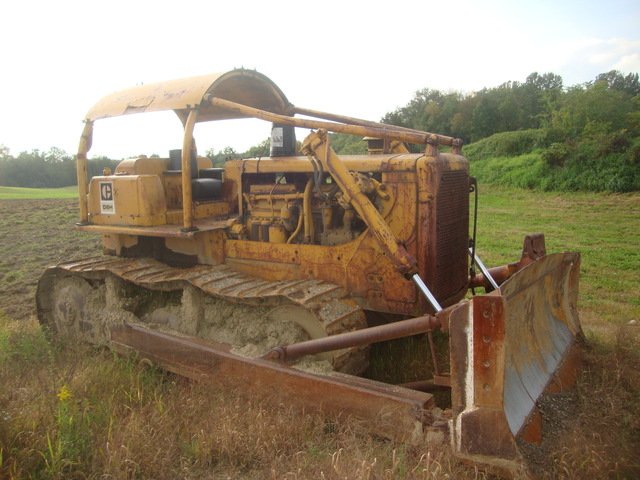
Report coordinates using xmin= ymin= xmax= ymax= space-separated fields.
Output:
xmin=99 ymin=181 xmax=115 ymax=214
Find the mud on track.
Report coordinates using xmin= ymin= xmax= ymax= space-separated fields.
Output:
xmin=0 ymin=198 xmax=100 ymax=320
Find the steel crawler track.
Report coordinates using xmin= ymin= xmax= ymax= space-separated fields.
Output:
xmin=36 ymin=256 xmax=369 ymax=374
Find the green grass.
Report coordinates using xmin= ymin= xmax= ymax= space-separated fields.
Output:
xmin=473 ymin=184 xmax=640 ymax=328
xmin=0 ymin=186 xmax=78 ymax=199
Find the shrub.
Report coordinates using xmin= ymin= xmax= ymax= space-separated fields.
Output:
xmin=464 ymin=129 xmax=547 ymax=161
xmin=542 ymin=142 xmax=571 ymax=166
xmin=469 ymin=129 xmax=640 ymax=192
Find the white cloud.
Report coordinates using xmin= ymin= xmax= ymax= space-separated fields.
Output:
xmin=587 ymin=38 xmax=640 ymax=65
xmin=613 ymin=52 xmax=640 ymax=73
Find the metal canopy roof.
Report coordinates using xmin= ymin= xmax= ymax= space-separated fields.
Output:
xmin=84 ymin=69 xmax=292 ymax=123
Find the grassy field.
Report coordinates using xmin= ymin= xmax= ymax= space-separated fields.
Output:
xmin=0 ymin=186 xmax=638 ymax=479
xmin=0 ymin=186 xmax=79 ymax=200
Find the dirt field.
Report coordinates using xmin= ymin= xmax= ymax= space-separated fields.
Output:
xmin=0 ymin=199 xmax=100 ymax=320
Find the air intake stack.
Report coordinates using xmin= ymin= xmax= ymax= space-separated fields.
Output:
xmin=270 ymin=123 xmax=297 ymax=157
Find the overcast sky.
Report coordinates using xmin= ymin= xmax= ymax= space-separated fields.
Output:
xmin=1 ymin=0 xmax=638 ymax=159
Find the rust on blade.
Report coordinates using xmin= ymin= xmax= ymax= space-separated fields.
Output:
xmin=110 ymin=323 xmax=435 ymax=441
xmin=450 ymin=295 xmax=521 ymax=461
xmin=473 ymin=296 xmax=507 ymax=409
xmin=448 ymin=252 xmax=582 ymax=474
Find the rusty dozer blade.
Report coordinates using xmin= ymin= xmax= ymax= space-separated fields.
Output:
xmin=449 ymin=251 xmax=582 ymax=474
xmin=109 ymin=323 xmax=436 ymax=443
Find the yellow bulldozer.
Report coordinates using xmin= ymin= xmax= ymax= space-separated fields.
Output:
xmin=36 ymin=69 xmax=582 ymax=477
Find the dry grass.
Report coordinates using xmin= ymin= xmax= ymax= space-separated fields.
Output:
xmin=0 ymin=316 xmax=481 ymax=480
xmin=513 ymin=328 xmax=640 ymax=480
xmin=1 ymin=188 xmax=639 ymax=479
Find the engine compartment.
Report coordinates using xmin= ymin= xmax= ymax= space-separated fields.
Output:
xmin=237 ymin=170 xmax=390 ymax=246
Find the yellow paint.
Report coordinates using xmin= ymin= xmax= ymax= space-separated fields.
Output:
xmin=88 ymin=175 xmax=167 ymax=226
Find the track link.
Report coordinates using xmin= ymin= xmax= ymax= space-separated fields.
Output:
xmin=36 ymin=257 xmax=369 ymax=374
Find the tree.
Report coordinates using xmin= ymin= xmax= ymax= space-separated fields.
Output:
xmin=205 ymin=146 xmax=241 ymax=167
xmin=244 ymin=139 xmax=271 ymax=158
xmin=44 ymin=146 xmax=72 ymax=162
xmin=521 ymin=72 xmax=564 ymax=127
xmin=470 ymin=90 xmax=500 ymax=141
xmin=546 ymin=80 xmax=636 ymax=139
xmin=594 ymin=70 xmax=640 ymax=97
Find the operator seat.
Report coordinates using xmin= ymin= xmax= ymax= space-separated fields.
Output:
xmin=165 ymin=149 xmax=222 ymax=200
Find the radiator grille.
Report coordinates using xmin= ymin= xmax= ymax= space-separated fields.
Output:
xmin=434 ymin=170 xmax=469 ymax=301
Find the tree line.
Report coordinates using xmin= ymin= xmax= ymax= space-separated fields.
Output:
xmin=0 ymin=147 xmax=120 ymax=189
xmin=383 ymin=70 xmax=639 ymax=144
xmin=330 ymin=70 xmax=638 ymax=150
xmin=1 ymin=70 xmax=638 ymax=191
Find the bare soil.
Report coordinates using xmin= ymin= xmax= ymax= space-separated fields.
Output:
xmin=0 ymin=198 xmax=100 ymax=320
